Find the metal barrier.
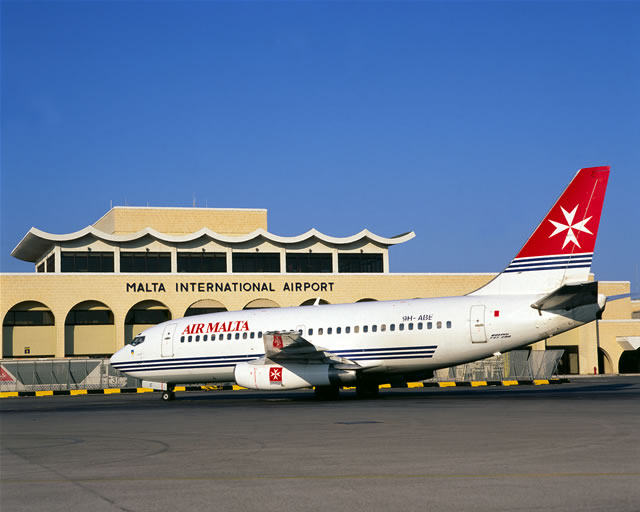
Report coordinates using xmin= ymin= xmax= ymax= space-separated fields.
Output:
xmin=0 ymin=359 xmax=141 ymax=392
xmin=432 ymin=349 xmax=564 ymax=382
xmin=0 ymin=349 xmax=564 ymax=392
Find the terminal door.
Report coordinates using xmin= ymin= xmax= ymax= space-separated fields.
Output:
xmin=470 ymin=305 xmax=487 ymax=343
xmin=161 ymin=323 xmax=177 ymax=357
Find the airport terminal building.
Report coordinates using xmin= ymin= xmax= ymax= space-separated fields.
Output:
xmin=2 ymin=207 xmax=639 ymax=375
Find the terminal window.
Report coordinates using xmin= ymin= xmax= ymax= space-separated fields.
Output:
xmin=3 ymin=311 xmax=54 ymax=326
xmin=286 ymin=253 xmax=332 ymax=273
xmin=125 ymin=309 xmax=170 ymax=325
xmin=338 ymin=253 xmax=383 ymax=273
xmin=178 ymin=252 xmax=226 ymax=273
xmin=61 ymin=252 xmax=114 ymax=273
xmin=120 ymin=252 xmax=171 ymax=273
xmin=66 ymin=310 xmax=113 ymax=325
xmin=232 ymin=253 xmax=280 ymax=273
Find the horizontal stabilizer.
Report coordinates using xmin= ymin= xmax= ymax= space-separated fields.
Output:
xmin=531 ymin=281 xmax=598 ymax=311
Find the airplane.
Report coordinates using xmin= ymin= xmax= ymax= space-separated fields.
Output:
xmin=111 ymin=166 xmax=611 ymax=401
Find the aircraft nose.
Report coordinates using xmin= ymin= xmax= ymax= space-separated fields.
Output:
xmin=110 ymin=346 xmax=130 ymax=366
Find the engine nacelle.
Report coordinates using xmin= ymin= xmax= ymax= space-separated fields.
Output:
xmin=234 ymin=362 xmax=356 ymax=391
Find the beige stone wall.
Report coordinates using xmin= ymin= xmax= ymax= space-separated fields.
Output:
xmin=93 ymin=207 xmax=267 ymax=235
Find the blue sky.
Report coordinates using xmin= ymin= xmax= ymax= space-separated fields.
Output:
xmin=1 ymin=1 xmax=638 ymax=286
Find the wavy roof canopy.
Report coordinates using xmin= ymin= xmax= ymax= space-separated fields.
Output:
xmin=11 ymin=226 xmax=416 ymax=263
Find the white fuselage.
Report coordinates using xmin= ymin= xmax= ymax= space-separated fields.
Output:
xmin=110 ymin=294 xmax=601 ymax=385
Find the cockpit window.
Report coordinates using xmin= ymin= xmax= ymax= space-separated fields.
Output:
xmin=131 ymin=336 xmax=145 ymax=346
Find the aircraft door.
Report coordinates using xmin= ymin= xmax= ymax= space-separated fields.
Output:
xmin=161 ymin=323 xmax=177 ymax=357
xmin=470 ymin=305 xmax=487 ymax=343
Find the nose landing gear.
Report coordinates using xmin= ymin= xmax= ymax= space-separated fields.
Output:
xmin=161 ymin=386 xmax=176 ymax=401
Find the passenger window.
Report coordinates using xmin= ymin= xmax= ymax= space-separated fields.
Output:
xmin=250 ymin=332 xmax=255 ymax=339
xmin=219 ymin=333 xmax=224 ymax=341
xmin=195 ymin=335 xmax=200 ymax=342
xmin=227 ymin=333 xmax=232 ymax=340
xmin=418 ymin=322 xmax=423 ymax=330
xmin=372 ymin=325 xmax=377 ymax=333
xmin=188 ymin=336 xmax=192 ymax=342
xmin=346 ymin=326 xmax=351 ymax=334
xmin=408 ymin=323 xmax=413 ymax=330
xmin=363 ymin=325 xmax=368 ymax=333
xmin=446 ymin=321 xmax=452 ymax=328
xmin=328 ymin=327 xmax=332 ymax=335
xmin=308 ymin=328 xmax=314 ymax=336
xmin=337 ymin=327 xmax=341 ymax=334
xmin=437 ymin=321 xmax=442 ymax=329
xmin=399 ymin=324 xmax=404 ymax=331
xmin=180 ymin=336 xmax=185 ymax=343
xmin=390 ymin=324 xmax=395 ymax=332
xmin=298 ymin=329 xmax=303 ymax=334
xmin=381 ymin=324 xmax=386 ymax=332
xmin=354 ymin=326 xmax=360 ymax=333
xmin=427 ymin=322 xmax=432 ymax=330
xmin=318 ymin=328 xmax=323 ymax=335
xmin=235 ymin=333 xmax=240 ymax=340
xmin=258 ymin=332 xmax=263 ymax=338
xmin=243 ymin=332 xmax=248 ymax=339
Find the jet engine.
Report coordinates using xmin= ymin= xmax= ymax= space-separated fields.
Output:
xmin=234 ymin=362 xmax=357 ymax=391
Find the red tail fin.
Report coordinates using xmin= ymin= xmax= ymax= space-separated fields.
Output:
xmin=516 ymin=166 xmax=609 ymax=259
xmin=472 ymin=166 xmax=610 ymax=295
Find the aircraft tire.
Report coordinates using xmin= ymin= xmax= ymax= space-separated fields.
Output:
xmin=314 ymin=386 xmax=340 ymax=401
xmin=161 ymin=390 xmax=175 ymax=401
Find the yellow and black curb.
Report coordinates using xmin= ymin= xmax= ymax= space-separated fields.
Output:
xmin=0 ymin=379 xmax=569 ymax=398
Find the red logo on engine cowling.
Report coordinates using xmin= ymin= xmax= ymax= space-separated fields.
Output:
xmin=272 ymin=335 xmax=283 ymax=349
xmin=269 ymin=367 xmax=283 ymax=383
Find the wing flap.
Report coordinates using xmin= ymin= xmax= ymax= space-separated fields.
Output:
xmin=262 ymin=330 xmax=362 ymax=368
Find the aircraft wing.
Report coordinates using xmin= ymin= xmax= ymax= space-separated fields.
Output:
xmin=262 ymin=330 xmax=361 ymax=369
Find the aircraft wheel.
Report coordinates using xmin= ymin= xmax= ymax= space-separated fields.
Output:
xmin=356 ymin=384 xmax=380 ymax=399
xmin=161 ymin=390 xmax=175 ymax=401
xmin=314 ymin=386 xmax=340 ymax=400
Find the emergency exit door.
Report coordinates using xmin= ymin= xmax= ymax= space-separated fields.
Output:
xmin=161 ymin=323 xmax=177 ymax=357
xmin=470 ymin=305 xmax=487 ymax=343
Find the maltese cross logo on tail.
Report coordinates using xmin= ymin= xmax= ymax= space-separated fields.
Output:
xmin=270 ymin=367 xmax=283 ymax=383
xmin=548 ymin=205 xmax=593 ymax=249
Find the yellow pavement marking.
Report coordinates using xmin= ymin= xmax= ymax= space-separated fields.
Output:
xmin=174 ymin=386 xmax=186 ymax=391
xmin=534 ymin=379 xmax=549 ymax=385
xmin=407 ymin=382 xmax=424 ymax=388
xmin=471 ymin=381 xmax=487 ymax=387
xmin=439 ymin=382 xmax=457 ymax=387
xmin=136 ymin=388 xmax=154 ymax=393
xmin=103 ymin=388 xmax=120 ymax=394
xmin=35 ymin=390 xmax=53 ymax=397
xmin=379 ymin=384 xmax=391 ymax=389
xmin=232 ymin=385 xmax=247 ymax=391
xmin=0 ymin=392 xmax=19 ymax=398
xmin=501 ymin=380 xmax=519 ymax=386
xmin=70 ymin=389 xmax=87 ymax=395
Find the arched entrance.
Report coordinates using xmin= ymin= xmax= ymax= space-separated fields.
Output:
xmin=125 ymin=300 xmax=171 ymax=344
xmin=65 ymin=301 xmax=115 ymax=356
xmin=243 ymin=299 xmax=280 ymax=310
xmin=3 ymin=301 xmax=55 ymax=358
xmin=618 ymin=349 xmax=640 ymax=374
xmin=184 ymin=299 xmax=227 ymax=317
xmin=299 ymin=298 xmax=330 ymax=306
xmin=597 ymin=348 xmax=613 ymax=374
